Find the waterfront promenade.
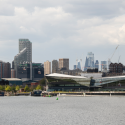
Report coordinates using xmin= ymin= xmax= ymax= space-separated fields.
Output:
xmin=0 ymin=96 xmax=125 ymax=125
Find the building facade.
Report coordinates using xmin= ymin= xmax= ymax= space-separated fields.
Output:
xmin=17 ymin=63 xmax=44 ymax=81
xmin=14 ymin=39 xmax=32 ymax=77
xmin=32 ymin=63 xmax=44 ymax=81
xmin=101 ymin=61 xmax=107 ymax=71
xmin=45 ymin=73 xmax=125 ymax=91
xmin=59 ymin=58 xmax=69 ymax=70
xmin=11 ymin=69 xmax=16 ymax=78
xmin=109 ymin=63 xmax=123 ymax=73
xmin=77 ymin=61 xmax=81 ymax=70
xmin=95 ymin=60 xmax=99 ymax=70
xmin=0 ymin=61 xmax=11 ymax=78
xmin=52 ymin=60 xmax=58 ymax=73
xmin=84 ymin=52 xmax=94 ymax=71
xmin=44 ymin=61 xmax=51 ymax=75
xmin=73 ymin=65 xmax=77 ymax=70
xmin=3 ymin=62 xmax=11 ymax=78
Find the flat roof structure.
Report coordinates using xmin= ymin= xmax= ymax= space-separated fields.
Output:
xmin=2 ymin=78 xmax=22 ymax=81
xmin=1 ymin=78 xmax=22 ymax=86
xmin=46 ymin=73 xmax=86 ymax=79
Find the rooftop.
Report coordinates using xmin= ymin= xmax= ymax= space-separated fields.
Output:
xmin=45 ymin=73 xmax=87 ymax=79
xmin=1 ymin=78 xmax=22 ymax=81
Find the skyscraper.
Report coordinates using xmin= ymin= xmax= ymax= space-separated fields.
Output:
xmin=0 ymin=61 xmax=11 ymax=78
xmin=59 ymin=58 xmax=69 ymax=70
xmin=77 ymin=60 xmax=81 ymax=70
xmin=52 ymin=60 xmax=58 ymax=73
xmin=14 ymin=39 xmax=32 ymax=77
xmin=44 ymin=61 xmax=51 ymax=75
xmin=73 ymin=65 xmax=77 ymax=70
xmin=84 ymin=52 xmax=94 ymax=71
xmin=101 ymin=61 xmax=107 ymax=71
xmin=108 ymin=59 xmax=111 ymax=70
xmin=95 ymin=60 xmax=99 ymax=70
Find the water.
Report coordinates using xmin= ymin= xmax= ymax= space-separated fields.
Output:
xmin=0 ymin=96 xmax=125 ymax=125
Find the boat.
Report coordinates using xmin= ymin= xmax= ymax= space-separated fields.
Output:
xmin=30 ymin=90 xmax=42 ymax=96
xmin=0 ymin=91 xmax=4 ymax=96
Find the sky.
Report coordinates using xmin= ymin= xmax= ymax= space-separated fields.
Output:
xmin=0 ymin=0 xmax=125 ymax=70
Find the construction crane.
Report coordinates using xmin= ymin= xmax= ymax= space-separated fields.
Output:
xmin=109 ymin=45 xmax=119 ymax=61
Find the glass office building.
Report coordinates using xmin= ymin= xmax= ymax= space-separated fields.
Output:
xmin=84 ymin=52 xmax=94 ymax=71
xmin=14 ymin=39 xmax=32 ymax=77
xmin=101 ymin=61 xmax=107 ymax=71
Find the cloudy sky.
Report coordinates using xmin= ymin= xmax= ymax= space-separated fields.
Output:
xmin=0 ymin=0 xmax=125 ymax=70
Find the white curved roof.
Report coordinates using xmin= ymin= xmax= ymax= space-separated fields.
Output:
xmin=45 ymin=73 xmax=87 ymax=79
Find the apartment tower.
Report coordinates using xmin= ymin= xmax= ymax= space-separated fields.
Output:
xmin=44 ymin=61 xmax=51 ymax=75
xmin=52 ymin=60 xmax=58 ymax=73
xmin=59 ymin=58 xmax=69 ymax=70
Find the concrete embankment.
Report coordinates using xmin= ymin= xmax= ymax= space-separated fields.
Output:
xmin=4 ymin=91 xmax=125 ymax=96
xmin=47 ymin=91 xmax=125 ymax=96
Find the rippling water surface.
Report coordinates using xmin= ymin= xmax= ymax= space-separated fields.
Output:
xmin=0 ymin=96 xmax=125 ymax=125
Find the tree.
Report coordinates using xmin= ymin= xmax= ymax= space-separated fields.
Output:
xmin=29 ymin=86 xmax=34 ymax=91
xmin=39 ymin=78 xmax=46 ymax=86
xmin=11 ymin=86 xmax=16 ymax=93
xmin=0 ymin=85 xmax=4 ymax=91
xmin=16 ymin=85 xmax=20 ymax=91
xmin=36 ymin=85 xmax=42 ymax=90
xmin=5 ymin=85 xmax=11 ymax=92
xmin=24 ymin=85 xmax=29 ymax=92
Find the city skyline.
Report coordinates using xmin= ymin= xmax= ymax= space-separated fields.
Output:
xmin=0 ymin=0 xmax=125 ymax=69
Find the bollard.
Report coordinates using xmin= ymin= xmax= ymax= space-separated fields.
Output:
xmin=83 ymin=92 xmax=85 ymax=97
xmin=56 ymin=97 xmax=58 ymax=100
xmin=110 ymin=93 xmax=111 ymax=97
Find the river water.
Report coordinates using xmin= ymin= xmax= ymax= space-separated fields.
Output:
xmin=0 ymin=96 xmax=125 ymax=125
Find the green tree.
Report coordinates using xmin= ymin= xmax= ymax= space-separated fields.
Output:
xmin=0 ymin=85 xmax=4 ymax=91
xmin=36 ymin=85 xmax=42 ymax=90
xmin=5 ymin=85 xmax=11 ymax=92
xmin=39 ymin=78 xmax=46 ymax=86
xmin=29 ymin=86 xmax=34 ymax=91
xmin=11 ymin=86 xmax=16 ymax=93
xmin=19 ymin=85 xmax=23 ymax=88
xmin=16 ymin=85 xmax=20 ymax=91
xmin=24 ymin=85 xmax=29 ymax=92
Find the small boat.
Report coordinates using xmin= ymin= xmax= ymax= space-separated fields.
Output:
xmin=0 ymin=91 xmax=4 ymax=96
xmin=30 ymin=90 xmax=42 ymax=96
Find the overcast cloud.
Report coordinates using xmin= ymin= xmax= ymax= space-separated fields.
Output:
xmin=0 ymin=0 xmax=125 ymax=70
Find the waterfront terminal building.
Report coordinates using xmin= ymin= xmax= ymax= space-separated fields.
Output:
xmin=45 ymin=73 xmax=125 ymax=91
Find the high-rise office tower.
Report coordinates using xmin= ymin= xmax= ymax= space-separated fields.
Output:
xmin=73 ymin=65 xmax=77 ymax=70
xmin=101 ymin=61 xmax=107 ymax=71
xmin=95 ymin=60 xmax=99 ymax=70
xmin=108 ymin=59 xmax=111 ymax=70
xmin=44 ymin=61 xmax=51 ymax=75
xmin=52 ymin=60 xmax=58 ymax=73
xmin=77 ymin=60 xmax=81 ymax=70
xmin=84 ymin=52 xmax=94 ymax=71
xmin=14 ymin=39 xmax=32 ymax=77
xmin=59 ymin=58 xmax=69 ymax=70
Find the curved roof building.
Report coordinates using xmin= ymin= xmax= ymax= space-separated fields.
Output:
xmin=45 ymin=73 xmax=125 ymax=91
